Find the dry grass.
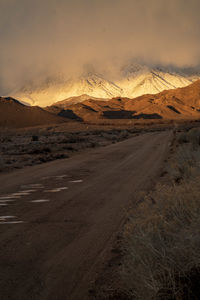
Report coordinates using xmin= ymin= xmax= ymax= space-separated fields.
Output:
xmin=122 ymin=127 xmax=200 ymax=300
xmin=0 ymin=126 xmax=135 ymax=173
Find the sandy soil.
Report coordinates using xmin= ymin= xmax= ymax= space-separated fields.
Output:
xmin=0 ymin=131 xmax=171 ymax=299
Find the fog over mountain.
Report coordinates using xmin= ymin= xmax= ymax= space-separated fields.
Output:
xmin=10 ymin=64 xmax=200 ymax=106
xmin=0 ymin=0 xmax=200 ymax=97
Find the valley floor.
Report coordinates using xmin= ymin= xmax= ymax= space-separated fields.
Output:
xmin=0 ymin=121 xmax=173 ymax=173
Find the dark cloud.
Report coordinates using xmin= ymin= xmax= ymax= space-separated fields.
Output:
xmin=0 ymin=0 xmax=200 ymax=93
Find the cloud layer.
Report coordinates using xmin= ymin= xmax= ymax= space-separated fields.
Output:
xmin=0 ymin=0 xmax=200 ymax=94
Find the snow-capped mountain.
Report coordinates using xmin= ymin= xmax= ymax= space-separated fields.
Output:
xmin=13 ymin=73 xmax=122 ymax=107
xmin=117 ymin=63 xmax=200 ymax=98
xmin=11 ymin=64 xmax=200 ymax=107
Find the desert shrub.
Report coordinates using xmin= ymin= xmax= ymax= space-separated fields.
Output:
xmin=110 ymin=135 xmax=118 ymax=141
xmin=42 ymin=147 xmax=51 ymax=153
xmin=100 ymin=132 xmax=109 ymax=138
xmin=122 ymin=136 xmax=200 ymax=300
xmin=177 ymin=127 xmax=200 ymax=147
xmin=53 ymin=153 xmax=69 ymax=159
xmin=38 ymin=153 xmax=68 ymax=163
xmin=127 ymin=128 xmax=139 ymax=134
xmin=91 ymin=130 xmax=102 ymax=135
xmin=118 ymin=130 xmax=129 ymax=140
xmin=187 ymin=128 xmax=200 ymax=146
xmin=29 ymin=146 xmax=51 ymax=154
xmin=0 ymin=156 xmax=5 ymax=171
xmin=177 ymin=132 xmax=188 ymax=144
xmin=123 ymin=180 xmax=200 ymax=300
xmin=38 ymin=156 xmax=51 ymax=163
xmin=100 ymin=130 xmax=130 ymax=141
xmin=1 ymin=137 xmax=12 ymax=143
xmin=166 ymin=144 xmax=200 ymax=182
xmin=101 ymin=132 xmax=118 ymax=141
xmin=62 ymin=145 xmax=75 ymax=151
xmin=32 ymin=135 xmax=39 ymax=141
xmin=89 ymin=141 xmax=99 ymax=148
xmin=65 ymin=135 xmax=87 ymax=143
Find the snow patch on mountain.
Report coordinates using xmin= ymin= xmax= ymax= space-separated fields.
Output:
xmin=117 ymin=63 xmax=200 ymax=98
xmin=11 ymin=64 xmax=200 ymax=106
xmin=13 ymin=73 xmax=122 ymax=107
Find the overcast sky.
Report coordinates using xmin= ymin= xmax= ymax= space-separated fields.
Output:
xmin=0 ymin=0 xmax=200 ymax=93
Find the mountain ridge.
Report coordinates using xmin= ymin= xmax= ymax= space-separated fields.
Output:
xmin=47 ymin=79 xmax=200 ymax=122
xmin=1 ymin=80 xmax=200 ymax=128
xmin=10 ymin=64 xmax=200 ymax=107
xmin=0 ymin=97 xmax=67 ymax=128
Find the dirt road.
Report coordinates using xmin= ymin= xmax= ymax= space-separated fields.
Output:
xmin=0 ymin=131 xmax=171 ymax=300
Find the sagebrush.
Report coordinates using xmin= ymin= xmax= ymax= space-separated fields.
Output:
xmin=123 ymin=128 xmax=200 ymax=300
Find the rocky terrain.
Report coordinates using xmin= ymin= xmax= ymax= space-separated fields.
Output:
xmin=47 ymin=80 xmax=200 ymax=122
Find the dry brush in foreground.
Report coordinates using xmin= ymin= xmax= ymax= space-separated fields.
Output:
xmin=122 ymin=128 xmax=200 ymax=300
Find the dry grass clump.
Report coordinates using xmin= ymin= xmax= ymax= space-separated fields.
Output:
xmin=177 ymin=127 xmax=200 ymax=146
xmin=32 ymin=135 xmax=39 ymax=141
xmin=122 ymin=127 xmax=200 ymax=300
xmin=187 ymin=128 xmax=200 ymax=147
xmin=123 ymin=182 xmax=200 ymax=299
xmin=177 ymin=132 xmax=188 ymax=144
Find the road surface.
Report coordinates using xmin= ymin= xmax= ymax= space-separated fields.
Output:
xmin=0 ymin=131 xmax=171 ymax=300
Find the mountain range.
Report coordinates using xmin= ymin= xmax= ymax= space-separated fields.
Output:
xmin=1 ymin=79 xmax=200 ymax=128
xmin=47 ymin=79 xmax=200 ymax=122
xmin=10 ymin=64 xmax=200 ymax=107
